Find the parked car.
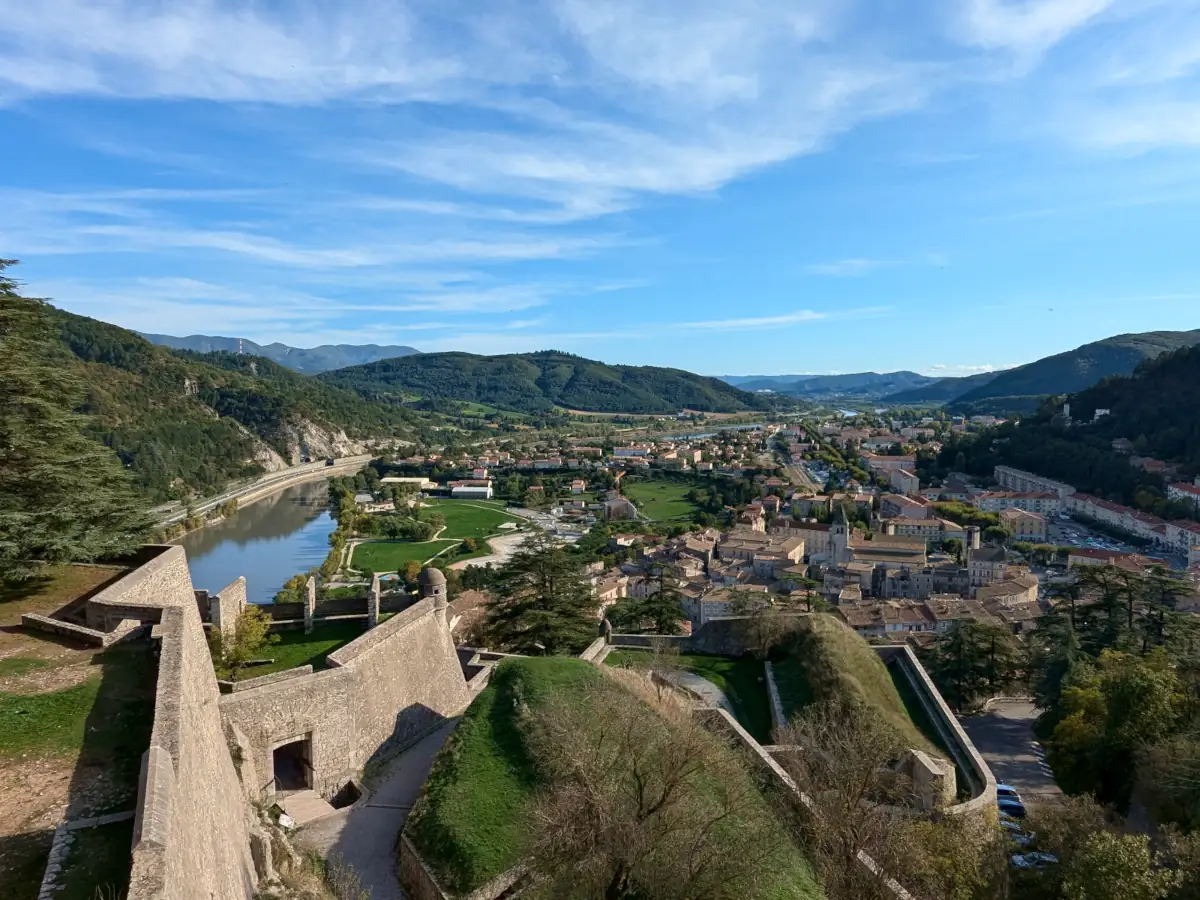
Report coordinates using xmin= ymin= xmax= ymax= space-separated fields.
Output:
xmin=1000 ymin=818 xmax=1034 ymax=848
xmin=1011 ymin=852 xmax=1058 ymax=870
xmin=998 ymin=797 xmax=1027 ymax=819
xmin=997 ymin=783 xmax=1023 ymax=803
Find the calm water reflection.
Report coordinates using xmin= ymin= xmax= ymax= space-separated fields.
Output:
xmin=178 ymin=479 xmax=337 ymax=604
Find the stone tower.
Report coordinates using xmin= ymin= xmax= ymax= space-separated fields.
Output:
xmin=419 ymin=567 xmax=449 ymax=628
xmin=830 ymin=506 xmax=850 ymax=565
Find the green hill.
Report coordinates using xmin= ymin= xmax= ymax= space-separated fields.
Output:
xmin=947 ymin=330 xmax=1200 ymax=410
xmin=883 ymin=370 xmax=1001 ymax=404
xmin=405 ymin=656 xmax=822 ymax=899
xmin=138 ymin=332 xmax=420 ymax=373
xmin=770 ymin=614 xmax=940 ymax=756
xmin=44 ymin=305 xmax=427 ymax=501
xmin=320 ymin=350 xmax=770 ymax=415
xmin=929 ymin=346 xmax=1200 ymax=515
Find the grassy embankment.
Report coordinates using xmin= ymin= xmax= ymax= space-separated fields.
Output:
xmin=603 ymin=650 xmax=773 ymax=744
xmin=769 ymin=614 xmax=941 ymax=755
xmin=0 ymin=567 xmax=158 ymax=900
xmin=406 ymin=657 xmax=823 ymax=899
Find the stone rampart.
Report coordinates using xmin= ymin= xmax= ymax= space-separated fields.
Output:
xmin=81 ymin=546 xmax=259 ymax=900
xmin=219 ymin=596 xmax=472 ymax=801
xmin=398 ymin=833 xmax=527 ymax=900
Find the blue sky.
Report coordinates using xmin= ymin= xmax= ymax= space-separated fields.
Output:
xmin=2 ymin=0 xmax=1199 ymax=376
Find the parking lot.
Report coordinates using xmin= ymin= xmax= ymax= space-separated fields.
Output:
xmin=959 ymin=700 xmax=1062 ymax=806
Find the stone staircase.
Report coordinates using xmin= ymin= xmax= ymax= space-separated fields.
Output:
xmin=276 ymin=790 xmax=337 ymax=825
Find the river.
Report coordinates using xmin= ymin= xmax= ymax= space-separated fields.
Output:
xmin=177 ymin=479 xmax=337 ymax=604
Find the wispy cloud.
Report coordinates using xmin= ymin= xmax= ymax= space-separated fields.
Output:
xmin=806 ymin=258 xmax=892 ymax=277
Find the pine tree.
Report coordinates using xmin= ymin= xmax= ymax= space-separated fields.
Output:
xmin=484 ymin=531 xmax=599 ymax=655
xmin=0 ymin=261 xmax=150 ymax=585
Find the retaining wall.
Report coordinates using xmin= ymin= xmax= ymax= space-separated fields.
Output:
xmin=875 ymin=645 xmax=997 ymax=820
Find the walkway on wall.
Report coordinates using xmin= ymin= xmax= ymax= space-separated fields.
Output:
xmin=296 ymin=720 xmax=458 ymax=900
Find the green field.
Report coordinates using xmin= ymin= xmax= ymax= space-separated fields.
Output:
xmin=0 ymin=642 xmax=156 ymax=767
xmin=352 ymin=538 xmax=460 ymax=572
xmin=238 ymin=621 xmax=366 ymax=679
xmin=605 ymin=650 xmax=773 ymax=743
xmin=352 ymin=500 xmax=520 ymax=572
xmin=620 ymin=480 xmax=700 ymax=520
xmin=406 ymin=657 xmax=822 ymax=899
xmin=421 ymin=500 xmax=522 ymax=539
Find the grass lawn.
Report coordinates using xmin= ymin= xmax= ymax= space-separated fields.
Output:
xmin=407 ymin=657 xmax=821 ymax=899
xmin=620 ymin=480 xmax=700 ymax=521
xmin=0 ymin=641 xmax=157 ymax=774
xmin=352 ymin=539 xmax=459 ymax=572
xmin=605 ymin=650 xmax=773 ymax=744
xmin=0 ymin=657 xmax=51 ymax=677
xmin=422 ymin=500 xmax=522 ymax=540
xmin=57 ymin=819 xmax=135 ymax=900
xmin=236 ymin=621 xmax=365 ymax=679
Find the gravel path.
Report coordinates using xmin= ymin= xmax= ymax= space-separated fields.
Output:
xmin=295 ymin=721 xmax=457 ymax=899
xmin=449 ymin=531 xmax=531 ymax=570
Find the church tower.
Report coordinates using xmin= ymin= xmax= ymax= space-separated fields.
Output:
xmin=830 ymin=506 xmax=850 ymax=565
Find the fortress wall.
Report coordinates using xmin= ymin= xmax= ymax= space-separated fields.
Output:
xmin=219 ymin=597 xmax=471 ymax=800
xmin=219 ymin=669 xmax=357 ymax=798
xmin=93 ymin=547 xmax=257 ymax=900
xmin=332 ymin=599 xmax=472 ymax=769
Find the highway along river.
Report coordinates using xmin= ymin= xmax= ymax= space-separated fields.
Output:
xmin=178 ymin=479 xmax=337 ymax=604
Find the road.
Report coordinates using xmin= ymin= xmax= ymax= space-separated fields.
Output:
xmin=156 ymin=454 xmax=373 ymax=524
xmin=959 ymin=700 xmax=1062 ymax=805
xmin=777 ymin=453 xmax=820 ymax=491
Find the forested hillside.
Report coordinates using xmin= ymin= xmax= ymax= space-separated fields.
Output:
xmin=925 ymin=345 xmax=1200 ymax=518
xmin=47 ymin=305 xmax=426 ymax=500
xmin=945 ymin=329 xmax=1200 ymax=411
xmin=883 ymin=370 xmax=1000 ymax=404
xmin=735 ymin=370 xmax=935 ymax=399
xmin=139 ymin=332 xmax=419 ymax=373
xmin=320 ymin=350 xmax=770 ymax=414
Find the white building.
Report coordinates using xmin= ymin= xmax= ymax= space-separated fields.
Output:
xmin=1168 ymin=481 xmax=1200 ymax=512
xmin=975 ymin=491 xmax=1062 ymax=516
xmin=993 ymin=466 xmax=1075 ymax=499
xmin=449 ymin=479 xmax=494 ymax=500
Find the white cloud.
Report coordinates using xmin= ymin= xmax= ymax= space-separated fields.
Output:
xmin=955 ymin=0 xmax=1115 ymax=55
xmin=678 ymin=310 xmax=828 ymax=330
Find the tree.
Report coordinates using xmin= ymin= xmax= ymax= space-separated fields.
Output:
xmin=209 ymin=605 xmax=280 ymax=681
xmin=484 ymin=531 xmax=599 ymax=655
xmin=925 ymin=620 xmax=1022 ymax=712
xmin=606 ymin=562 xmax=688 ymax=636
xmin=1061 ymin=832 xmax=1178 ymax=900
xmin=524 ymin=682 xmax=792 ymax=900
xmin=0 ymin=262 xmax=151 ymax=585
xmin=772 ymin=698 xmax=915 ymax=900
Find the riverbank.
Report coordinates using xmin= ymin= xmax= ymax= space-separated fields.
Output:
xmin=155 ymin=454 xmax=372 ymax=527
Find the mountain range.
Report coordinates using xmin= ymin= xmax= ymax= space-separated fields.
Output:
xmin=139 ymin=332 xmax=420 ymax=374
xmin=319 ymin=350 xmax=770 ymax=415
xmin=718 ymin=371 xmax=938 ymax=400
xmin=888 ymin=329 xmax=1200 ymax=410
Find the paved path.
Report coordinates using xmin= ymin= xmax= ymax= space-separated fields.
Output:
xmin=959 ymin=701 xmax=1062 ymax=804
xmin=296 ymin=721 xmax=457 ymax=900
xmin=667 ymin=671 xmax=735 ymax=716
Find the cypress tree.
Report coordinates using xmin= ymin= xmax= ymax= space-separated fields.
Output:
xmin=0 ymin=261 xmax=150 ymax=585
